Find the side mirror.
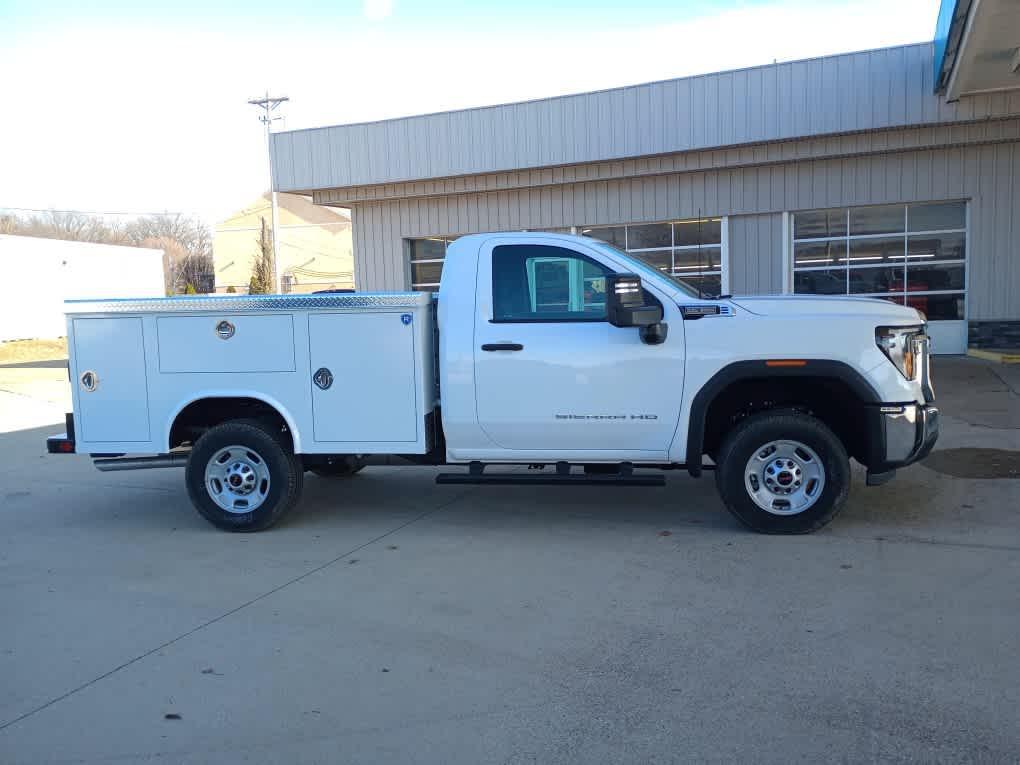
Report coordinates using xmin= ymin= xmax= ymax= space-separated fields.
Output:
xmin=606 ymin=273 xmax=664 ymax=328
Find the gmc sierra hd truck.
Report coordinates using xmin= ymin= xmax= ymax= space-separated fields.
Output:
xmin=47 ymin=232 xmax=938 ymax=534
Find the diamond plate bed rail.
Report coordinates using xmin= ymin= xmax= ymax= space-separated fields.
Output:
xmin=64 ymin=292 xmax=434 ymax=314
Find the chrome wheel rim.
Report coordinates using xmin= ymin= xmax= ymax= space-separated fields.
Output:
xmin=205 ymin=445 xmax=271 ymax=513
xmin=744 ymin=440 xmax=825 ymax=516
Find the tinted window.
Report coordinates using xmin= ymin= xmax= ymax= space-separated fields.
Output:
xmin=794 ymin=208 xmax=846 ymax=239
xmin=849 ymin=204 xmax=904 ymax=236
xmin=908 ymin=202 xmax=965 ymax=232
xmin=673 ymin=218 xmax=722 ymax=247
xmin=627 ymin=223 xmax=671 ymax=249
xmin=492 ymin=245 xmax=610 ymax=322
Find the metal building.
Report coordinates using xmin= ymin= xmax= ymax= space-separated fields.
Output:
xmin=0 ymin=236 xmax=165 ymax=342
xmin=270 ymin=1 xmax=1020 ymax=354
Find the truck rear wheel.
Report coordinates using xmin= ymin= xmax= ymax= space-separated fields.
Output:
xmin=714 ymin=411 xmax=849 ymax=534
xmin=185 ymin=419 xmax=303 ymax=532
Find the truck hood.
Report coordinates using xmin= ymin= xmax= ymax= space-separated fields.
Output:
xmin=729 ymin=295 xmax=924 ymax=323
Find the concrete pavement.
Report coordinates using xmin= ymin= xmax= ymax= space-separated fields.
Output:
xmin=1 ymin=358 xmax=1018 ymax=763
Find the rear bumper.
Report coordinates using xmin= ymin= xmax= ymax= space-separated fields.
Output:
xmin=865 ymin=403 xmax=939 ymax=483
xmin=46 ymin=413 xmax=76 ymax=454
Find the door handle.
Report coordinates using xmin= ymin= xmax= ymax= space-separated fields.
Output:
xmin=481 ymin=343 xmax=524 ymax=351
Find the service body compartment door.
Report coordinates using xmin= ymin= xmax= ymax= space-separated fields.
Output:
xmin=309 ymin=312 xmax=419 ymax=444
xmin=71 ymin=317 xmax=150 ymax=443
xmin=156 ymin=314 xmax=295 ymax=373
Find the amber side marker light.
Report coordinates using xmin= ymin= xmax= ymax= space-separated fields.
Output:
xmin=765 ymin=360 xmax=808 ymax=367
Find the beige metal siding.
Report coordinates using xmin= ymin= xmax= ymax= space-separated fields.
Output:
xmin=970 ymin=142 xmax=1020 ymax=320
xmin=352 ymin=141 xmax=1019 ymax=320
xmin=272 ymin=43 xmax=1020 ymax=192
xmin=728 ymin=214 xmax=785 ymax=295
xmin=314 ymin=118 xmax=1020 ymax=206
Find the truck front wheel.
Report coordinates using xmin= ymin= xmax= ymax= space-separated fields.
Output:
xmin=185 ymin=420 xmax=303 ymax=532
xmin=714 ymin=411 xmax=850 ymax=534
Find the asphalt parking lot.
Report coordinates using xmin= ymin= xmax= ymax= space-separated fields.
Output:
xmin=1 ymin=358 xmax=1018 ymax=764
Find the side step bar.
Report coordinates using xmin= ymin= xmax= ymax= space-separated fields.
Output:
xmin=436 ymin=473 xmax=665 ymax=486
xmin=436 ymin=462 xmax=666 ymax=486
xmin=93 ymin=453 xmax=189 ymax=472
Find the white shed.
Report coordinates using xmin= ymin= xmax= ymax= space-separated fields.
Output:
xmin=0 ymin=236 xmax=165 ymax=342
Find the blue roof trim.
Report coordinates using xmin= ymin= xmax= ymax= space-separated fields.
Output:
xmin=933 ymin=0 xmax=972 ymax=93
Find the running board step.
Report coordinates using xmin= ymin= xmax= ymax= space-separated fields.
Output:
xmin=435 ymin=472 xmax=665 ymax=486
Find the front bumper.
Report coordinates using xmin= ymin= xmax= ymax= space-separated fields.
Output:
xmin=865 ymin=403 xmax=939 ymax=483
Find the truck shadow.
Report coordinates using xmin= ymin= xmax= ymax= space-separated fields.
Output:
xmin=0 ymin=422 xmax=953 ymax=539
xmin=291 ymin=464 xmax=943 ymax=538
xmin=277 ymin=464 xmax=734 ymax=536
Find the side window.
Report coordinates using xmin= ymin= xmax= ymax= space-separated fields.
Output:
xmin=492 ymin=245 xmax=611 ymax=322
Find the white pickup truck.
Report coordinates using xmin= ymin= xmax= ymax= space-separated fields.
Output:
xmin=48 ymin=232 xmax=938 ymax=534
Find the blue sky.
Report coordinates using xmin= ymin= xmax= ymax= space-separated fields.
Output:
xmin=0 ymin=0 xmax=941 ymax=222
xmin=4 ymin=0 xmax=778 ymax=28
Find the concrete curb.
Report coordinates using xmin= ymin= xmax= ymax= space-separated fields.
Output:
xmin=967 ymin=348 xmax=1020 ymax=364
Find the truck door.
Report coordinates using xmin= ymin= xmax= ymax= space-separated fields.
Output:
xmin=472 ymin=237 xmax=685 ymax=456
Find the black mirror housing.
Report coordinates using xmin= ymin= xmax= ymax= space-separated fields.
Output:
xmin=606 ymin=273 xmax=664 ymax=328
xmin=640 ymin=321 xmax=669 ymax=345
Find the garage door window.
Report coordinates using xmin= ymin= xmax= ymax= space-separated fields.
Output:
xmin=581 ymin=217 xmax=726 ymax=296
xmin=792 ymin=202 xmax=966 ymax=320
xmin=408 ymin=230 xmax=572 ymax=290
xmin=408 ymin=237 xmax=457 ymax=290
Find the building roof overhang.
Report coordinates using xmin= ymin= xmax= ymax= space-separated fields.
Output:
xmin=935 ymin=0 xmax=1020 ymax=100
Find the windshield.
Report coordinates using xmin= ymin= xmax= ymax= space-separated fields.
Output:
xmin=588 ymin=240 xmax=701 ymax=299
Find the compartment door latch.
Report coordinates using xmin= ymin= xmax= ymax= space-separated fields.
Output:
xmin=312 ymin=367 xmax=334 ymax=390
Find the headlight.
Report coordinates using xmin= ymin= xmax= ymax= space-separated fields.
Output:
xmin=876 ymin=325 xmax=924 ymax=380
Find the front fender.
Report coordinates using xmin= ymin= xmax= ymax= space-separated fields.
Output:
xmin=683 ymin=360 xmax=881 ymax=477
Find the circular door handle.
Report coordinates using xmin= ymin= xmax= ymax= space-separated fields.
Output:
xmin=80 ymin=370 xmax=98 ymax=392
xmin=313 ymin=367 xmax=333 ymax=390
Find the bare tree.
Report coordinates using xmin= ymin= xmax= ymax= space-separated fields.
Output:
xmin=1 ymin=209 xmax=215 ymax=293
xmin=132 ymin=235 xmax=203 ymax=295
xmin=126 ymin=214 xmax=210 ymax=254
xmin=126 ymin=214 xmax=214 ymax=293
xmin=3 ymin=210 xmax=124 ymax=244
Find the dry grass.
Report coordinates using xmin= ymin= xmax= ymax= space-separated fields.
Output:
xmin=0 ymin=338 xmax=68 ymax=365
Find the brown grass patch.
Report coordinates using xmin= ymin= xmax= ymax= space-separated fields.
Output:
xmin=0 ymin=338 xmax=68 ymax=365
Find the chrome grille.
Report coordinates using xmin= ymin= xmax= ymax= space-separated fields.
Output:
xmin=915 ymin=334 xmax=935 ymax=403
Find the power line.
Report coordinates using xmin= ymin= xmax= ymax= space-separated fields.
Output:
xmin=0 ymin=205 xmax=193 ymax=217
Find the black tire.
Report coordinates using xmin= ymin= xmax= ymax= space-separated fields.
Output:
xmin=714 ymin=411 xmax=850 ymax=534
xmin=185 ymin=419 xmax=303 ymax=532
xmin=307 ymin=456 xmax=365 ymax=478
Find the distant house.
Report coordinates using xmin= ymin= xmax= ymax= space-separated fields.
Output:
xmin=0 ymin=235 xmax=164 ymax=342
xmin=212 ymin=193 xmax=354 ymax=293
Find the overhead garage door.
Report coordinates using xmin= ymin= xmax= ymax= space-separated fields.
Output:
xmin=791 ymin=201 xmax=968 ymax=354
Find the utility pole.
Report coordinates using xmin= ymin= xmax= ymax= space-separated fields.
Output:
xmin=248 ymin=91 xmax=289 ymax=294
